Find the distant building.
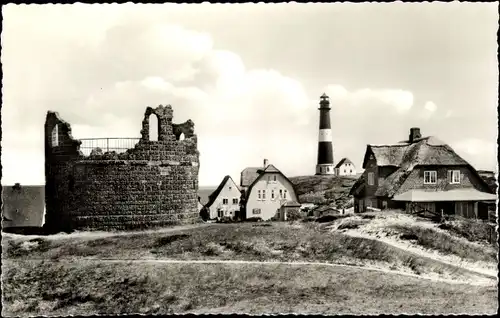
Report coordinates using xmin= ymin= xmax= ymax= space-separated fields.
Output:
xmin=349 ymin=127 xmax=496 ymax=220
xmin=2 ymin=183 xmax=45 ymax=230
xmin=240 ymin=159 xmax=300 ymax=221
xmin=204 ymin=176 xmax=242 ymax=219
xmin=334 ymin=158 xmax=356 ymax=176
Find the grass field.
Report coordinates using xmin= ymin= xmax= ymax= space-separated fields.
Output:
xmin=2 ymin=217 xmax=498 ymax=315
xmin=2 ymin=259 xmax=497 ymax=316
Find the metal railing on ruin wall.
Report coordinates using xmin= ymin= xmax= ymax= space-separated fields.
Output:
xmin=78 ymin=138 xmax=141 ymax=156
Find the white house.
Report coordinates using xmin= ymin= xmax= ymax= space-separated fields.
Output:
xmin=334 ymin=158 xmax=357 ymax=176
xmin=240 ymin=159 xmax=300 ymax=221
xmin=204 ymin=176 xmax=242 ymax=219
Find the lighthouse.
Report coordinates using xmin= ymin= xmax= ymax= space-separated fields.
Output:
xmin=316 ymin=93 xmax=335 ymax=175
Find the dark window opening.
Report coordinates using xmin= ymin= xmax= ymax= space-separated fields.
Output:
xmin=69 ymin=176 xmax=75 ymax=192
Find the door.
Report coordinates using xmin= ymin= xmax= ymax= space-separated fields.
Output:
xmin=358 ymin=199 xmax=364 ymax=213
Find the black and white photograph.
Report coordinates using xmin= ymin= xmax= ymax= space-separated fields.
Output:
xmin=1 ymin=2 xmax=498 ymax=316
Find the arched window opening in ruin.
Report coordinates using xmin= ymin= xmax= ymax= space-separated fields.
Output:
xmin=179 ymin=133 xmax=185 ymax=141
xmin=149 ymin=114 xmax=159 ymax=141
xmin=51 ymin=124 xmax=59 ymax=147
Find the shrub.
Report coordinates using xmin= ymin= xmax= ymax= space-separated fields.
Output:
xmin=438 ymin=219 xmax=497 ymax=245
xmin=154 ymin=234 xmax=190 ymax=247
xmin=245 ymin=217 xmax=263 ymax=222
xmin=286 ymin=209 xmax=303 ymax=221
xmin=337 ymin=219 xmax=369 ymax=230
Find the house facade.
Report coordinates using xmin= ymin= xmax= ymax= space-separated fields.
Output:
xmin=204 ymin=176 xmax=242 ymax=220
xmin=240 ymin=159 xmax=300 ymax=221
xmin=334 ymin=158 xmax=357 ymax=176
xmin=350 ymin=128 xmax=496 ymax=219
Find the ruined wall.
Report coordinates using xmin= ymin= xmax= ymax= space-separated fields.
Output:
xmin=44 ymin=105 xmax=200 ymax=232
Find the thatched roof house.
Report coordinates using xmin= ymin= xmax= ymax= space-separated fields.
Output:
xmin=350 ymin=128 xmax=496 ymax=220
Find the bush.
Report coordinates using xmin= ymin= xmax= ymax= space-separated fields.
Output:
xmin=316 ymin=214 xmax=340 ymax=223
xmin=438 ymin=219 xmax=497 ymax=245
xmin=337 ymin=219 xmax=369 ymax=230
xmin=286 ymin=209 xmax=303 ymax=221
xmin=245 ymin=217 xmax=263 ymax=222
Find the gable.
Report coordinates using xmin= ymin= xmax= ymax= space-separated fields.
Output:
xmin=335 ymin=158 xmax=354 ymax=169
xmin=205 ymin=176 xmax=241 ymax=208
xmin=245 ymin=171 xmax=300 ymax=203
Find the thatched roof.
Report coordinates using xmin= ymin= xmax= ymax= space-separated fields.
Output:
xmin=2 ymin=185 xmax=45 ymax=228
xmin=352 ymin=134 xmax=491 ymax=198
xmin=240 ymin=167 xmax=262 ymax=187
xmin=363 ymin=136 xmax=468 ymax=169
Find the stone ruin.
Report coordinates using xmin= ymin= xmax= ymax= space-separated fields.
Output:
xmin=44 ymin=105 xmax=200 ymax=232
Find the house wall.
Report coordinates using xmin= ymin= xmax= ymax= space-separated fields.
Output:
xmin=360 ymin=154 xmax=379 ymax=209
xmin=245 ymin=173 xmax=298 ymax=221
xmin=336 ymin=163 xmax=356 ymax=176
xmin=44 ymin=105 xmax=200 ymax=232
xmin=395 ymin=165 xmax=492 ymax=196
xmin=207 ymin=178 xmax=241 ymax=219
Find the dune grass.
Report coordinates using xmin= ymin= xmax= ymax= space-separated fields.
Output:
xmin=389 ymin=224 xmax=497 ymax=263
xmin=438 ymin=219 xmax=497 ymax=246
xmin=2 ymin=259 xmax=497 ymax=316
xmin=2 ymin=223 xmax=493 ymax=281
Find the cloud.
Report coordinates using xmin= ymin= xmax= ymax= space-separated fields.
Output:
xmin=325 ymin=84 xmax=414 ymax=112
xmin=424 ymin=101 xmax=437 ymax=113
xmin=2 ymin=5 xmax=496 ymax=187
xmin=451 ymin=138 xmax=497 ymax=171
xmin=1 ymin=8 xmax=314 ymax=186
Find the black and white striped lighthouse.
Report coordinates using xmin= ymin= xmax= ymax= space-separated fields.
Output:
xmin=316 ymin=93 xmax=335 ymax=175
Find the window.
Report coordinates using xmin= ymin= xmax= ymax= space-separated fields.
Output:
xmin=271 ymin=190 xmax=275 ymax=199
xmin=449 ymin=170 xmax=460 ymax=184
xmin=268 ymin=176 xmax=271 ymax=182
xmin=424 ymin=171 xmax=437 ymax=184
xmin=51 ymin=124 xmax=59 ymax=147
xmin=222 ymin=198 xmax=228 ymax=205
xmin=232 ymin=198 xmax=238 ymax=205
xmin=368 ymin=172 xmax=374 ymax=185
xmin=262 ymin=190 xmax=266 ymax=200
xmin=258 ymin=190 xmax=261 ymax=199
xmin=273 ymin=175 xmax=277 ymax=182
xmin=229 ymin=186 xmax=232 ymax=190
xmin=284 ymin=190 xmax=287 ymax=199
xmin=344 ymin=169 xmax=346 ymax=174
xmin=350 ymin=170 xmax=352 ymax=174
xmin=279 ymin=189 xmax=283 ymax=198
xmin=252 ymin=208 xmax=261 ymax=215
xmin=327 ymin=167 xmax=330 ymax=172
xmin=149 ymin=114 xmax=159 ymax=141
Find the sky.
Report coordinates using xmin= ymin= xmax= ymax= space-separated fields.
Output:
xmin=1 ymin=2 xmax=498 ymax=187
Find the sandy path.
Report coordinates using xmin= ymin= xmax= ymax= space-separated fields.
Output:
xmin=1 ymin=223 xmax=210 ymax=241
xmin=11 ymin=258 xmax=495 ymax=287
xmin=342 ymin=229 xmax=497 ymax=278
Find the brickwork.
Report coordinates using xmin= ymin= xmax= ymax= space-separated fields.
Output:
xmin=44 ymin=105 xmax=200 ymax=232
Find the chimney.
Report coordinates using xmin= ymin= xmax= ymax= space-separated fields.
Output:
xmin=263 ymin=159 xmax=269 ymax=168
xmin=409 ymin=127 xmax=421 ymax=143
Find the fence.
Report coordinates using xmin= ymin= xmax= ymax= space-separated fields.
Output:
xmin=79 ymin=138 xmax=141 ymax=156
